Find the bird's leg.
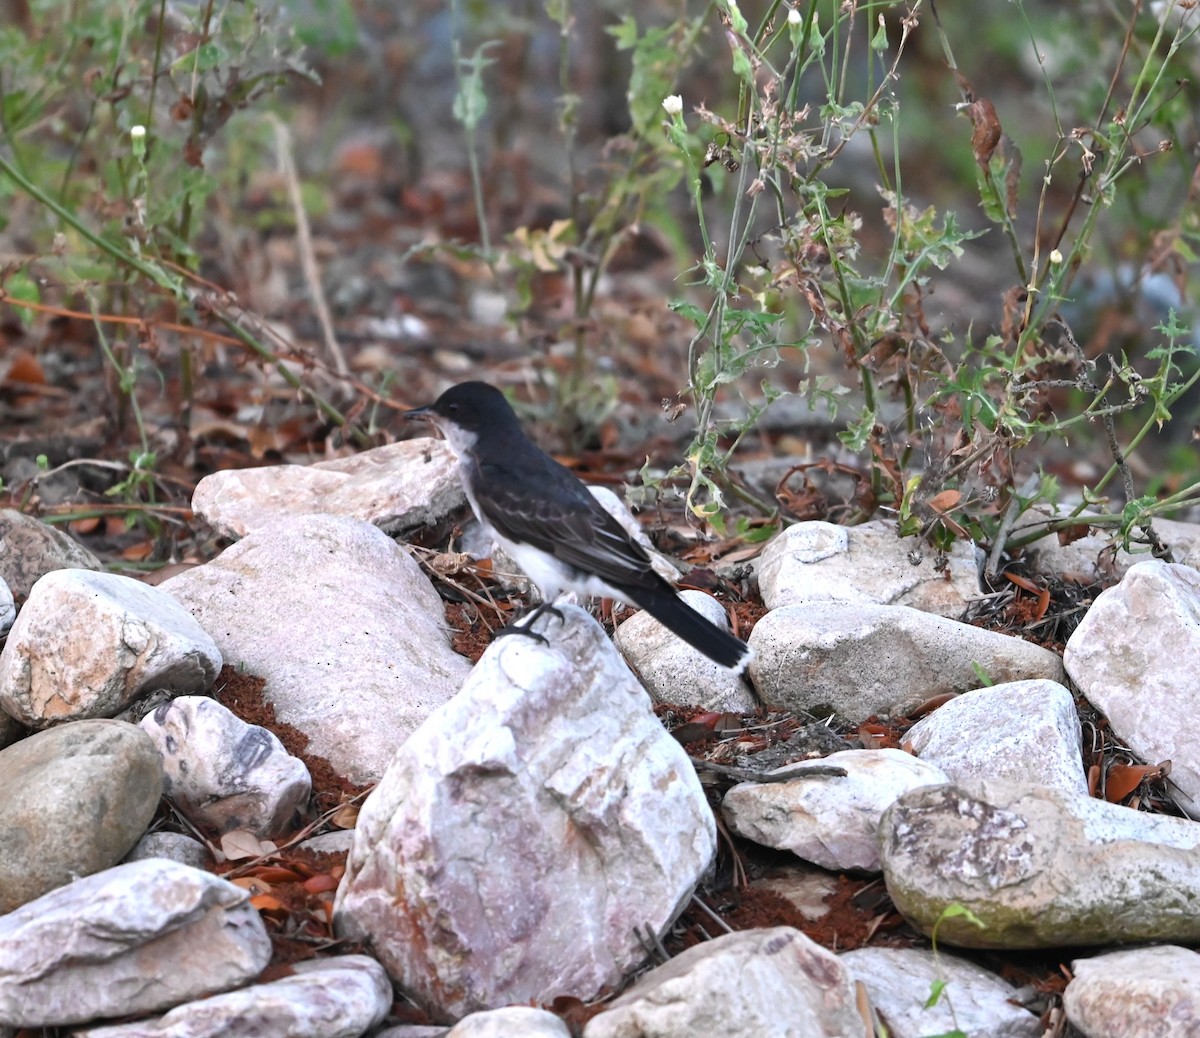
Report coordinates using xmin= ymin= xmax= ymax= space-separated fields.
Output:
xmin=494 ymin=597 xmax=565 ymax=645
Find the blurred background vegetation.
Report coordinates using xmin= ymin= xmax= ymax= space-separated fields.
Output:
xmin=0 ymin=0 xmax=1197 ymax=566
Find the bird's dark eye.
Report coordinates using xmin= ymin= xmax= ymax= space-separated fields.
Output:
xmin=447 ymin=402 xmax=459 ymax=413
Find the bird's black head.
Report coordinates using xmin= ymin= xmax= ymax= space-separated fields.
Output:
xmin=405 ymin=381 xmax=521 ymax=437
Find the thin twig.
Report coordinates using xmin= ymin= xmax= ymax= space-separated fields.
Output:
xmin=689 ymin=757 xmax=848 ymax=783
xmin=1056 ymin=320 xmax=1173 ymax=562
xmin=985 ymin=473 xmax=1040 ymax=584
xmin=269 ymin=113 xmax=348 ymax=377
xmin=690 ymin=893 xmax=735 ymax=935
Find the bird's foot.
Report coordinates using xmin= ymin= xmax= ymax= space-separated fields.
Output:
xmin=493 ymin=624 xmax=549 ymax=646
xmin=494 ymin=600 xmax=565 ymax=646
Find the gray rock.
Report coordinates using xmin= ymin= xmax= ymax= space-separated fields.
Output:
xmin=162 ymin=514 xmax=471 ymax=784
xmin=0 ymin=577 xmax=13 ymax=636
xmin=0 ymin=570 xmax=222 ymax=727
xmin=906 ymin=679 xmax=1087 ymax=797
xmin=334 ymin=605 xmax=715 ymax=1022
xmin=583 ymin=927 xmax=861 ymax=1038
xmin=841 ymin=946 xmax=1040 ymax=1037
xmin=722 ymin=749 xmax=949 ymax=872
xmin=445 ymin=1007 xmax=571 ymax=1038
xmin=0 ymin=859 xmax=270 ymax=1027
xmin=615 ymin=589 xmax=757 ymax=711
xmin=1063 ymin=945 xmax=1200 ymax=1038
xmin=298 ymin=830 xmax=355 ymax=856
xmin=70 ymin=954 xmax=390 ymax=1037
xmin=372 ymin=1027 xmax=448 ymax=1036
xmin=1064 ymin=560 xmax=1200 ymax=817
xmin=140 ymin=696 xmax=310 ymax=838
xmin=123 ymin=832 xmax=211 ymax=870
xmin=757 ymin=519 xmax=981 ymax=618
xmin=191 ymin=438 xmax=464 ymax=538
xmin=1027 ymin=512 xmax=1200 ymax=584
xmin=374 ymin=1029 xmax=449 ymax=1038
xmin=0 ymin=719 xmax=163 ymax=913
xmin=880 ymin=780 xmax=1200 ymax=948
xmin=0 ymin=509 xmax=103 ymax=601
xmin=749 ymin=602 xmax=1064 ymax=722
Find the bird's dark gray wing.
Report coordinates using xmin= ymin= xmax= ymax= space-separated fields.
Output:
xmin=472 ymin=453 xmax=670 ymax=593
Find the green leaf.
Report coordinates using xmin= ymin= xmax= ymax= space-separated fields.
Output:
xmin=607 ymin=14 xmax=639 ymax=49
xmin=618 ymin=21 xmax=681 ymax=138
xmin=4 ymin=271 xmax=40 ymax=328
xmin=668 ymin=298 xmax=709 ymax=326
xmin=970 ymin=662 xmax=994 ymax=687
xmin=939 ymin=903 xmax=987 ymax=928
xmin=924 ymin=978 xmax=948 ymax=1009
xmin=838 ymin=408 xmax=876 ymax=452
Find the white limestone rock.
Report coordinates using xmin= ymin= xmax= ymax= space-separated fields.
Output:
xmin=749 ymin=602 xmax=1064 ymax=722
xmin=192 ymin=438 xmax=463 ymax=538
xmin=1063 ymin=945 xmax=1200 ymax=1038
xmin=722 ymin=748 xmax=949 ymax=872
xmin=123 ymin=832 xmax=211 ymax=871
xmin=1026 ymin=512 xmax=1200 ymax=583
xmin=140 ymin=695 xmax=311 ymax=838
xmin=615 ymin=589 xmax=757 ymax=712
xmin=445 ymin=1007 xmax=571 ymax=1037
xmin=70 ymin=955 xmax=391 ymax=1037
xmin=0 ymin=577 xmax=13 ymax=636
xmin=0 ymin=569 xmax=221 ymax=727
xmin=582 ymin=927 xmax=861 ymax=1038
xmin=880 ymin=780 xmax=1200 ymax=948
xmin=757 ymin=519 xmax=980 ymax=618
xmin=841 ymin=946 xmax=1040 ymax=1037
xmin=906 ymin=679 xmax=1087 ymax=797
xmin=161 ymin=514 xmax=472 ymax=784
xmin=0 ymin=859 xmax=270 ymax=1027
xmin=334 ymin=605 xmax=715 ymax=1022
xmin=0 ymin=508 xmax=103 ymax=601
xmin=1064 ymin=559 xmax=1200 ymax=817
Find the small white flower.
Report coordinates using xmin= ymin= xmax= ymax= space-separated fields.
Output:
xmin=130 ymin=125 xmax=146 ymax=139
xmin=787 ymin=7 xmax=802 ymax=25
xmin=1049 ymin=249 xmax=1064 ymax=265
xmin=662 ymin=94 xmax=683 ymax=116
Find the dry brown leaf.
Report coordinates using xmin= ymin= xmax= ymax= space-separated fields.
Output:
xmin=252 ymin=865 xmax=305 ymax=883
xmin=330 ymin=803 xmax=360 ymax=829
xmin=1056 ymin=524 xmax=1092 ymax=546
xmin=1104 ymin=764 xmax=1150 ymax=802
xmin=68 ymin=517 xmax=102 ymax=535
xmin=303 ymin=873 xmax=339 ymax=895
xmin=4 ymin=349 xmax=46 ymax=385
xmin=906 ymin=692 xmax=958 ymax=719
xmin=927 ymin=489 xmax=961 ymax=514
xmin=249 ymin=893 xmax=289 ymax=917
xmin=121 ymin=539 xmax=156 ymax=561
xmin=220 ymin=829 xmax=277 ymax=861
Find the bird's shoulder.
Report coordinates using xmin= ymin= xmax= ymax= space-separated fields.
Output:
xmin=469 ymin=447 xmax=661 ymax=585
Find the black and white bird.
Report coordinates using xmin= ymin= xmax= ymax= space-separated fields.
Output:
xmin=405 ymin=381 xmax=751 ymax=672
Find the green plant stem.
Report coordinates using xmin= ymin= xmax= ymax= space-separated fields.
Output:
xmin=0 ymin=152 xmax=179 ymax=292
xmin=212 ymin=310 xmax=350 ymax=431
xmin=0 ymin=151 xmax=352 ymax=437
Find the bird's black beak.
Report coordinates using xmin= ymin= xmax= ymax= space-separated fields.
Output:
xmin=404 ymin=404 xmax=434 ymax=422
